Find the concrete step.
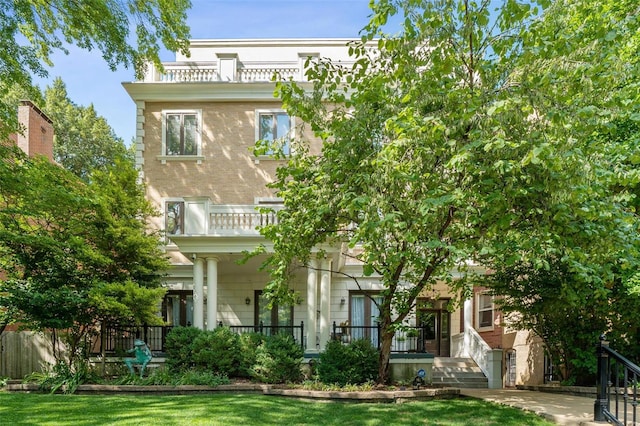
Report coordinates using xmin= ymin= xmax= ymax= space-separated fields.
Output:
xmin=431 ymin=357 xmax=488 ymax=389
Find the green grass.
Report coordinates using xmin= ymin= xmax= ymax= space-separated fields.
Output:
xmin=0 ymin=392 xmax=554 ymax=425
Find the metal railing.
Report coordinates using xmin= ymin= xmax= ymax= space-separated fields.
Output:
xmin=331 ymin=322 xmax=428 ymax=353
xmin=595 ymin=335 xmax=640 ymax=425
xmin=92 ymin=321 xmax=305 ymax=355
xmin=221 ymin=321 xmax=305 ymax=351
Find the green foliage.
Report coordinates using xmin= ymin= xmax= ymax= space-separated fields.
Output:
xmin=317 ymin=339 xmax=379 ymax=386
xmin=0 ymin=0 xmax=191 ymax=140
xmin=258 ymin=0 xmax=640 ymax=384
xmin=164 ymin=327 xmax=203 ymax=373
xmin=252 ymin=334 xmax=303 ymax=384
xmin=25 ymin=361 xmax=100 ymax=394
xmin=191 ymin=327 xmax=241 ymax=375
xmin=43 ymin=78 xmax=132 ymax=179
xmin=0 ymin=144 xmax=168 ymax=369
xmin=112 ymin=368 xmax=230 ymax=387
xmin=238 ymin=332 xmax=266 ymax=378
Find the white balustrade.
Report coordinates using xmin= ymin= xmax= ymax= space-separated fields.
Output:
xmin=209 ymin=205 xmax=281 ymax=235
xmin=238 ymin=67 xmax=299 ymax=82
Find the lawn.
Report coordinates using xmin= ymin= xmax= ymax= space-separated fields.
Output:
xmin=0 ymin=392 xmax=554 ymax=425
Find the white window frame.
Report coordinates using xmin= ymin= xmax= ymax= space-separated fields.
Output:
xmin=158 ymin=109 xmax=204 ymax=164
xmin=476 ymin=292 xmax=494 ymax=331
xmin=164 ymin=198 xmax=185 ymax=244
xmin=254 ymin=109 xmax=293 ymax=159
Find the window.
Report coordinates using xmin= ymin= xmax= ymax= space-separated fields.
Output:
xmin=350 ymin=292 xmax=383 ymax=346
xmin=477 ymin=292 xmax=494 ymax=329
xmin=166 ymin=201 xmax=184 ymax=235
xmin=161 ymin=110 xmax=201 ymax=158
xmin=256 ymin=110 xmax=291 ymax=156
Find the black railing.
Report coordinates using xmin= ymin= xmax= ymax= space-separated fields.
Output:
xmin=221 ymin=321 xmax=305 ymax=351
xmin=595 ymin=335 xmax=640 ymax=425
xmin=92 ymin=324 xmax=173 ymax=355
xmin=92 ymin=321 xmax=305 ymax=355
xmin=331 ymin=322 xmax=428 ymax=353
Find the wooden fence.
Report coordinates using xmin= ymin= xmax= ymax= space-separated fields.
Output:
xmin=0 ymin=331 xmax=56 ymax=379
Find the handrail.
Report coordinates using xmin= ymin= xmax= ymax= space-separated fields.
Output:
xmin=595 ymin=335 xmax=639 ymax=425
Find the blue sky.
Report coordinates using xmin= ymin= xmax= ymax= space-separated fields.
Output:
xmin=33 ymin=0 xmax=378 ymax=144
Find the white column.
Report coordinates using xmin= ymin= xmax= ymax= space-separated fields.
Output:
xmin=463 ymin=288 xmax=473 ymax=357
xmin=306 ymin=259 xmax=318 ymax=352
xmin=206 ymin=257 xmax=218 ymax=331
xmin=193 ymin=256 xmax=204 ymax=329
xmin=319 ymin=258 xmax=332 ymax=350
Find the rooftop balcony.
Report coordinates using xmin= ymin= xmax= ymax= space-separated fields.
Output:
xmin=145 ymin=61 xmax=302 ymax=83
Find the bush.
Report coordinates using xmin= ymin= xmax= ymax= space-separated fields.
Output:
xmin=238 ymin=332 xmax=265 ymax=378
xmin=317 ymin=339 xmax=379 ymax=386
xmin=253 ymin=333 xmax=303 ymax=384
xmin=191 ymin=327 xmax=241 ymax=375
xmin=164 ymin=326 xmax=204 ymax=372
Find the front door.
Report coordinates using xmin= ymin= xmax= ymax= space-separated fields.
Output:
xmin=163 ymin=291 xmax=193 ymax=327
xmin=417 ymin=298 xmax=450 ymax=356
xmin=255 ymin=290 xmax=293 ymax=335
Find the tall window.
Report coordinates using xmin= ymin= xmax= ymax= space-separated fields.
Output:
xmin=166 ymin=201 xmax=184 ymax=235
xmin=163 ymin=111 xmax=199 ymax=156
xmin=350 ymin=292 xmax=383 ymax=346
xmin=477 ymin=292 xmax=494 ymax=329
xmin=256 ymin=110 xmax=291 ymax=156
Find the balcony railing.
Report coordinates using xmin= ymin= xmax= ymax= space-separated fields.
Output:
xmin=209 ymin=205 xmax=280 ymax=235
xmin=147 ymin=62 xmax=301 ymax=83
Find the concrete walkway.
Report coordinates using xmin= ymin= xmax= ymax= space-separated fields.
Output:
xmin=460 ymin=389 xmax=603 ymax=426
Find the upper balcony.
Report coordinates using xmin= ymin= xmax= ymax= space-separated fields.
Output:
xmin=143 ymin=61 xmax=303 ymax=83
xmin=168 ymin=199 xmax=282 ymax=238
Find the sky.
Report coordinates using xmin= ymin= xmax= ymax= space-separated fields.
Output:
xmin=33 ymin=0 xmax=380 ymax=144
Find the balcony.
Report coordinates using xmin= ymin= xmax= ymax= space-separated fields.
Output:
xmin=144 ymin=61 xmax=303 ymax=83
xmin=169 ymin=201 xmax=282 ymax=238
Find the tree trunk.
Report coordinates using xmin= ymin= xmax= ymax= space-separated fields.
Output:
xmin=377 ymin=326 xmax=395 ymax=384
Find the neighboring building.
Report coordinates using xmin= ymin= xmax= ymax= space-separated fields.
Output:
xmin=123 ymin=38 xmax=545 ymax=388
xmin=0 ymin=100 xmax=57 ymax=378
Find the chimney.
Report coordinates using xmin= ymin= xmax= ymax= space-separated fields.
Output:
xmin=15 ymin=100 xmax=54 ymax=162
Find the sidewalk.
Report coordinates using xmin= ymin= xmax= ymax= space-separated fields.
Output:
xmin=460 ymin=389 xmax=602 ymax=426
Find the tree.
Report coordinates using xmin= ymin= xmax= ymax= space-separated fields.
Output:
xmin=43 ymin=78 xmax=131 ymax=180
xmin=256 ymin=0 xmax=640 ymax=383
xmin=0 ymin=145 xmax=168 ymax=370
xmin=0 ymin=0 xmax=191 ymax=139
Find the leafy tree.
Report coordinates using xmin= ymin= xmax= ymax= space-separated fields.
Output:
xmin=43 ymin=78 xmax=131 ymax=179
xmin=256 ymin=0 xmax=640 ymax=383
xmin=0 ymin=0 xmax=191 ymax=140
xmin=0 ymin=145 xmax=168 ymax=370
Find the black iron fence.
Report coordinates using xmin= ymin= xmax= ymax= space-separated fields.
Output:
xmin=595 ymin=335 xmax=640 ymax=425
xmin=331 ymin=322 xmax=428 ymax=353
xmin=92 ymin=321 xmax=305 ymax=355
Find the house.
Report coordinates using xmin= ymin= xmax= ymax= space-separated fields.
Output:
xmin=122 ymin=38 xmax=547 ymax=388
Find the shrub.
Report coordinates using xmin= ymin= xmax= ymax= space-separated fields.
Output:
xmin=238 ymin=332 xmax=265 ymax=378
xmin=317 ymin=339 xmax=379 ymax=386
xmin=191 ymin=327 xmax=241 ymax=375
xmin=164 ymin=326 xmax=204 ymax=372
xmin=253 ymin=333 xmax=303 ymax=384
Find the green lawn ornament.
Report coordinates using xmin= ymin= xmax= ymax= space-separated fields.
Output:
xmin=125 ymin=339 xmax=153 ymax=377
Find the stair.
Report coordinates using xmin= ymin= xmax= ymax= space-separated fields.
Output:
xmin=431 ymin=357 xmax=488 ymax=388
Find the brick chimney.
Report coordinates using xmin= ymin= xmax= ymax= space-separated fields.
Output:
xmin=13 ymin=100 xmax=54 ymax=162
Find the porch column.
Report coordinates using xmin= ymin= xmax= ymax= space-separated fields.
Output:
xmin=193 ymin=256 xmax=205 ymax=329
xmin=463 ymin=288 xmax=473 ymax=357
xmin=206 ymin=257 xmax=219 ymax=331
xmin=319 ymin=258 xmax=332 ymax=350
xmin=306 ymin=259 xmax=318 ymax=352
